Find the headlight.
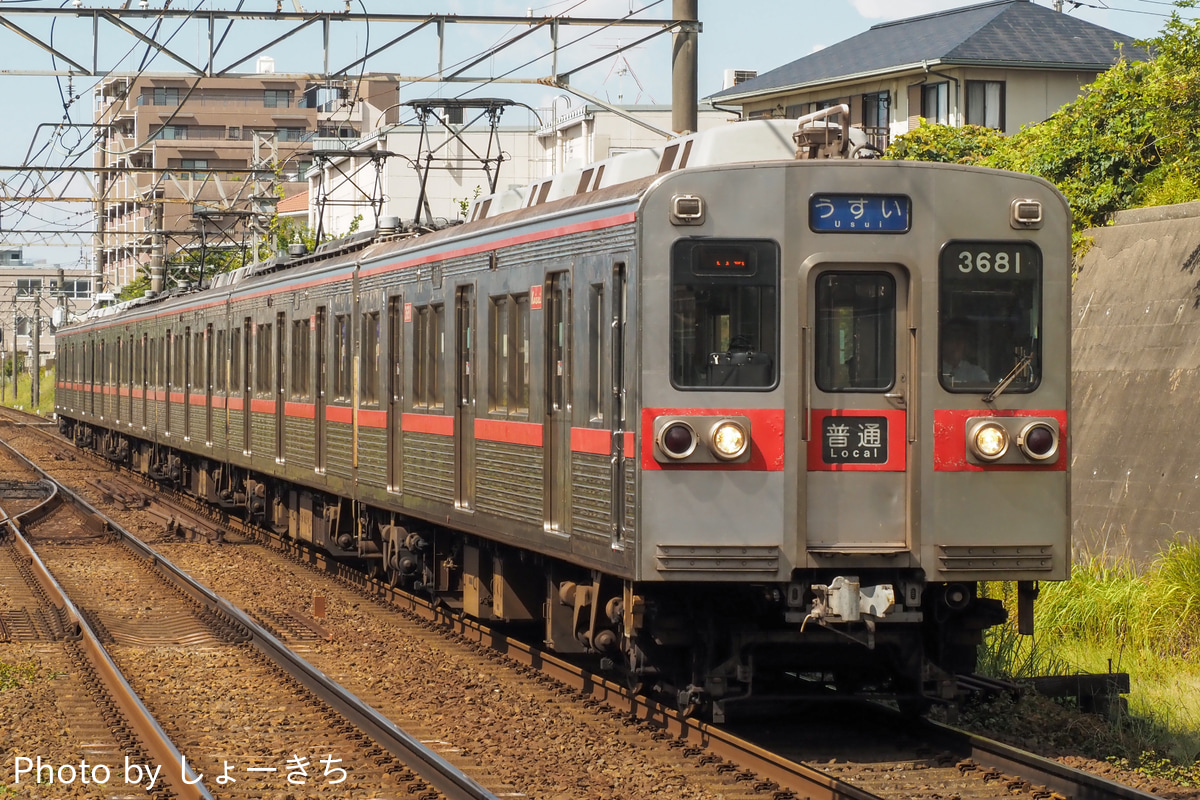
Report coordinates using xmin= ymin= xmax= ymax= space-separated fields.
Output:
xmin=708 ymin=419 xmax=749 ymax=460
xmin=657 ymin=421 xmax=698 ymax=459
xmin=1018 ymin=421 xmax=1059 ymax=461
xmin=969 ymin=421 xmax=1009 ymax=461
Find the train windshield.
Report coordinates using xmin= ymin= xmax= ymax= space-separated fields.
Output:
xmin=938 ymin=241 xmax=1041 ymax=393
xmin=670 ymin=239 xmax=779 ymax=390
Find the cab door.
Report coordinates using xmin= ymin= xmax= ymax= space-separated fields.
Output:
xmin=805 ymin=264 xmax=912 ymax=552
xmin=543 ymin=271 xmax=571 ymax=533
xmin=454 ymin=284 xmax=476 ymax=509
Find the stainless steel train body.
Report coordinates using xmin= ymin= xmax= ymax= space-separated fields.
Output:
xmin=56 ymin=118 xmax=1071 ymax=714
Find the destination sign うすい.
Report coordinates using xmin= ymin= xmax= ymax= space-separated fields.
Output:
xmin=809 ymin=194 xmax=910 ymax=233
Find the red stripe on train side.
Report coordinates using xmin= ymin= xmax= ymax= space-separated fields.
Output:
xmin=225 ymin=396 xmax=243 ymax=411
xmin=640 ymin=408 xmax=786 ymax=472
xmin=934 ymin=409 xmax=1067 ymax=471
xmin=283 ymin=401 xmax=313 ymax=419
xmin=358 ymin=409 xmax=387 ymax=429
xmin=325 ymin=405 xmax=353 ymax=424
xmin=249 ymin=398 xmax=274 ymax=414
xmin=211 ymin=395 xmax=226 ymax=409
xmin=402 ymin=413 xmax=454 ymax=436
xmin=570 ymin=427 xmax=610 ymax=455
xmin=475 ymin=418 xmax=542 ymax=446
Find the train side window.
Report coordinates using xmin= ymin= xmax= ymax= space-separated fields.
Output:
xmin=488 ymin=295 xmax=510 ymax=413
xmin=214 ymin=329 xmax=226 ymax=392
xmin=193 ymin=332 xmax=204 ymax=389
xmin=588 ymin=282 xmax=604 ymax=422
xmin=174 ymin=331 xmax=185 ymax=388
xmin=333 ymin=314 xmax=351 ymax=401
xmin=229 ymin=328 xmax=241 ymax=392
xmin=815 ymin=272 xmax=897 ymax=392
xmin=413 ymin=304 xmax=445 ymax=410
xmin=256 ymin=323 xmax=273 ymax=395
xmin=938 ymin=241 xmax=1041 ymax=393
xmin=670 ymin=239 xmax=779 ymax=390
xmin=290 ymin=319 xmax=310 ymax=400
xmin=486 ymin=293 xmax=530 ymax=416
xmin=361 ymin=311 xmax=380 ymax=405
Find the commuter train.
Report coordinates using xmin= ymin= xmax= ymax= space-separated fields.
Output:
xmin=56 ymin=109 xmax=1071 ymax=718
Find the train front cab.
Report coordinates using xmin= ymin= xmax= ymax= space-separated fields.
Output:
xmin=635 ymin=160 xmax=1071 ymax=712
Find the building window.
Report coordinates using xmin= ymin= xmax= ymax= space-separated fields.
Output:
xmin=16 ymin=279 xmax=41 ymax=297
xmin=862 ymin=91 xmax=890 ymax=149
xmin=152 ymin=125 xmax=189 ymax=140
xmin=140 ymin=87 xmax=181 ymax=106
xmin=59 ymin=280 xmax=91 ymax=298
xmin=966 ymin=80 xmax=1005 ymax=130
xmin=263 ymin=89 xmax=293 ymax=108
xmin=922 ymin=82 xmax=950 ymax=125
xmin=180 ymin=159 xmax=208 ymax=178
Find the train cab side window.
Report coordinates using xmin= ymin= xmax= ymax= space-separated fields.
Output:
xmin=815 ymin=273 xmax=896 ymax=392
xmin=938 ymin=241 xmax=1041 ymax=393
xmin=670 ymin=239 xmax=779 ymax=390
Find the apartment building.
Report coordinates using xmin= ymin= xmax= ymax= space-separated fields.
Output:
xmin=0 ymin=248 xmax=92 ymax=369
xmin=92 ymin=62 xmax=398 ymax=292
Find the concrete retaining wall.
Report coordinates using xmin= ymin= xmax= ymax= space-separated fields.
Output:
xmin=1072 ymin=201 xmax=1200 ymax=564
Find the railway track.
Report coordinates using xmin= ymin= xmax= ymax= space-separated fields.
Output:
xmin=0 ymin=431 xmax=494 ymax=800
xmin=0 ymin=407 xmax=1172 ymax=800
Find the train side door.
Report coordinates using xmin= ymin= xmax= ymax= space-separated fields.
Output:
xmin=242 ymin=317 xmax=252 ymax=455
xmin=805 ymin=265 xmax=912 ymax=552
xmin=314 ymin=306 xmax=327 ymax=472
xmin=275 ymin=311 xmax=286 ymax=462
xmin=205 ymin=324 xmax=213 ymax=446
xmin=610 ymin=261 xmax=628 ymax=549
xmin=387 ymin=296 xmax=403 ymax=492
xmin=544 ymin=271 xmax=571 ymax=533
xmin=455 ymin=285 xmax=476 ymax=509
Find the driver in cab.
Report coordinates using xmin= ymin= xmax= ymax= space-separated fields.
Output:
xmin=941 ymin=318 xmax=989 ymax=386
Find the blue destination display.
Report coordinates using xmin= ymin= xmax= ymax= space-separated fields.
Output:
xmin=810 ymin=194 xmax=910 ymax=233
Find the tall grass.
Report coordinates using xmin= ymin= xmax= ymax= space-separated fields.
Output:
xmin=980 ymin=539 xmax=1200 ymax=764
xmin=0 ymin=366 xmax=55 ymax=417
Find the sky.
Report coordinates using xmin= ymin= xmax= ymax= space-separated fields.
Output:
xmin=0 ymin=0 xmax=1189 ymax=267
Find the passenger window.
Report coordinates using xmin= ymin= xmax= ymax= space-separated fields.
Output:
xmin=670 ymin=239 xmax=779 ymax=390
xmin=938 ymin=241 xmax=1041 ymax=393
xmin=815 ymin=272 xmax=896 ymax=392
xmin=361 ymin=311 xmax=380 ymax=405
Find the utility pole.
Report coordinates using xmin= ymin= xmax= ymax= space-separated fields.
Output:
xmin=31 ymin=294 xmax=40 ymax=409
xmin=671 ymin=0 xmax=699 ymax=135
xmin=11 ymin=297 xmax=18 ymax=402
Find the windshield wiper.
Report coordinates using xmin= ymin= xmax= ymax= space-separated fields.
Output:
xmin=983 ymin=352 xmax=1033 ymax=403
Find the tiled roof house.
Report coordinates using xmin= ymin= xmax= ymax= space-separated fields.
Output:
xmin=708 ymin=0 xmax=1148 ymax=149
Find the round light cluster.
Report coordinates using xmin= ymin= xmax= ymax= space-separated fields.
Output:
xmin=709 ymin=420 xmax=749 ymax=460
xmin=658 ymin=421 xmax=697 ymax=460
xmin=969 ymin=421 xmax=1009 ymax=462
xmin=1018 ymin=421 xmax=1059 ymax=461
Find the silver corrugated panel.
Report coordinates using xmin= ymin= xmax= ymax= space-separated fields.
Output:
xmin=227 ymin=408 xmax=243 ymax=450
xmin=655 ymin=544 xmax=780 ymax=574
xmin=326 ymin=421 xmax=354 ymax=479
xmin=403 ymin=431 xmax=454 ymax=502
xmin=250 ymin=410 xmax=274 ymax=459
xmin=357 ymin=426 xmax=387 ymax=487
xmin=284 ymin=417 xmax=314 ymax=468
xmin=624 ymin=462 xmax=636 ymax=541
xmin=571 ymin=452 xmax=611 ymax=541
xmin=189 ymin=405 xmax=205 ymax=439
xmin=938 ymin=544 xmax=1054 ymax=572
xmin=476 ymin=440 xmax=543 ymax=525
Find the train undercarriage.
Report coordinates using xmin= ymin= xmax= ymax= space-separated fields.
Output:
xmin=62 ymin=418 xmax=1006 ymax=719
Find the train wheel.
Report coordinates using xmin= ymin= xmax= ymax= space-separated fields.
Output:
xmin=386 ymin=568 xmax=400 ymax=589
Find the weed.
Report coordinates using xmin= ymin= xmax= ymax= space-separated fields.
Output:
xmin=0 ymin=660 xmax=40 ymax=692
